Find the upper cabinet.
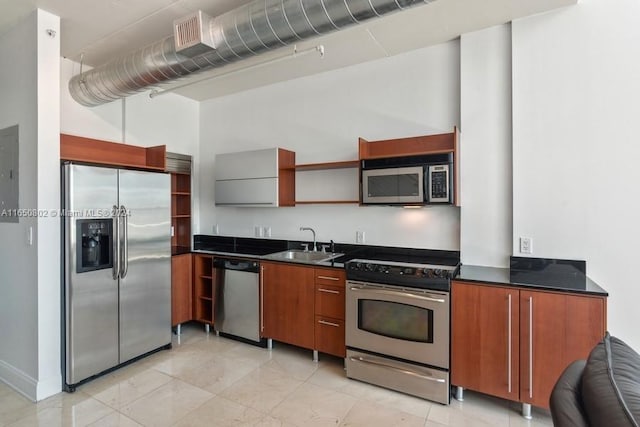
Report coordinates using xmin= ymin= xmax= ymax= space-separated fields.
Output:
xmin=359 ymin=127 xmax=460 ymax=206
xmin=60 ymin=134 xmax=166 ymax=171
xmin=214 ymin=148 xmax=295 ymax=207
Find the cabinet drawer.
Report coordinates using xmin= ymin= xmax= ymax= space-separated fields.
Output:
xmin=315 ymin=268 xmax=345 ymax=286
xmin=315 ymin=316 xmax=345 ymax=357
xmin=315 ymin=283 xmax=345 ymax=320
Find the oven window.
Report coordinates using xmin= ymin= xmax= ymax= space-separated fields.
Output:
xmin=358 ymin=299 xmax=433 ymax=343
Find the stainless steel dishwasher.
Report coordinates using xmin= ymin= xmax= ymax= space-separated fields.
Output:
xmin=213 ymin=257 xmax=266 ymax=346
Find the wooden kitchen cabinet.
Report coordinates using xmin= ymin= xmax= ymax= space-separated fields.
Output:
xmin=314 ymin=267 xmax=346 ymax=357
xmin=170 ymin=172 xmax=191 ymax=249
xmin=451 ymin=283 xmax=519 ymax=401
xmin=358 ymin=127 xmax=460 ymax=206
xmin=261 ymin=261 xmax=315 ymax=349
xmin=519 ymin=289 xmax=606 ymax=408
xmin=452 ymin=281 xmax=606 ymax=409
xmin=214 ymin=148 xmax=295 ymax=207
xmin=171 ymin=253 xmax=193 ymax=327
xmin=193 ymin=254 xmax=216 ymax=325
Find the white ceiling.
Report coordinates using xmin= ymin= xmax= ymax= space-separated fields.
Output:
xmin=0 ymin=0 xmax=577 ymax=101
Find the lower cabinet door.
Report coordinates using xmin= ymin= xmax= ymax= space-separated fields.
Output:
xmin=261 ymin=262 xmax=315 ymax=349
xmin=451 ymin=281 xmax=520 ymax=401
xmin=520 ymin=290 xmax=606 ymax=409
xmin=315 ymin=316 xmax=345 ymax=357
xmin=171 ymin=253 xmax=193 ymax=326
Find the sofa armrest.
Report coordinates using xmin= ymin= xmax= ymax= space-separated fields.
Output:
xmin=550 ymin=360 xmax=590 ymax=427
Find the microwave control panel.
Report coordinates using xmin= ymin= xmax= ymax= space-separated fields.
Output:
xmin=428 ymin=165 xmax=451 ymax=203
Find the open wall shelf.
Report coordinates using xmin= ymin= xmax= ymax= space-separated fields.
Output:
xmin=294 ymin=160 xmax=359 ymax=205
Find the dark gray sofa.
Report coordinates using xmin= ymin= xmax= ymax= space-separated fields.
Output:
xmin=550 ymin=333 xmax=640 ymax=427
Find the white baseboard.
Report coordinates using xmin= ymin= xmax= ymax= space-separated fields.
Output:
xmin=36 ymin=374 xmax=62 ymax=401
xmin=0 ymin=359 xmax=37 ymax=402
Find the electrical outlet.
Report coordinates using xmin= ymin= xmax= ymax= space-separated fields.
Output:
xmin=255 ymin=226 xmax=264 ymax=238
xmin=263 ymin=226 xmax=272 ymax=238
xmin=356 ymin=231 xmax=365 ymax=244
xmin=520 ymin=237 xmax=532 ymax=254
xmin=212 ymin=224 xmax=219 ymax=235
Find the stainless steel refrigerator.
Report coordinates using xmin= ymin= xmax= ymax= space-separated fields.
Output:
xmin=62 ymin=163 xmax=171 ymax=391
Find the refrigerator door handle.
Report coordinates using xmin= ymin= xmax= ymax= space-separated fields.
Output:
xmin=120 ymin=205 xmax=129 ymax=279
xmin=112 ymin=205 xmax=120 ymax=280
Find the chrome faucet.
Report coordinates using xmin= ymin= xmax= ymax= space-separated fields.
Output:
xmin=299 ymin=227 xmax=316 ymax=252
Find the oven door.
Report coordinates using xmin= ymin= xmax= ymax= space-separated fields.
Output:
xmin=346 ymin=280 xmax=449 ymax=369
xmin=362 ymin=166 xmax=424 ymax=204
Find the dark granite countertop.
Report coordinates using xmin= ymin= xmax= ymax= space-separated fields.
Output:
xmin=191 ymin=248 xmax=347 ymax=269
xmin=456 ymin=265 xmax=608 ymax=296
xmin=186 ymin=236 xmax=609 ymax=296
xmin=192 ymin=234 xmax=460 ymax=270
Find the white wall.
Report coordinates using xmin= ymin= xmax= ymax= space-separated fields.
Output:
xmin=60 ymin=58 xmax=201 ymax=232
xmin=35 ymin=9 xmax=61 ymax=400
xmin=512 ymin=0 xmax=640 ymax=349
xmin=460 ymin=24 xmax=513 ymax=267
xmin=0 ymin=9 xmax=61 ymax=401
xmin=199 ymin=41 xmax=461 ymax=249
xmin=0 ymin=10 xmax=39 ymax=400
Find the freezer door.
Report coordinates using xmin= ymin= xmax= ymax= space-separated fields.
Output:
xmin=118 ymin=169 xmax=171 ymax=362
xmin=64 ymin=164 xmax=119 ymax=385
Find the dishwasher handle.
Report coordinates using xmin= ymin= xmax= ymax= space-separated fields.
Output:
xmin=213 ymin=257 xmax=260 ymax=273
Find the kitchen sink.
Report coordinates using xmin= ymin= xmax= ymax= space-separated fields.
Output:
xmin=264 ymin=249 xmax=344 ymax=264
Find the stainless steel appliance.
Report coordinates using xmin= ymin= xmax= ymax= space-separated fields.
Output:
xmin=361 ymin=154 xmax=453 ymax=205
xmin=426 ymin=164 xmax=451 ymax=203
xmin=62 ymin=163 xmax=171 ymax=391
xmin=345 ymin=258 xmax=459 ymax=404
xmin=213 ymin=257 xmax=265 ymax=346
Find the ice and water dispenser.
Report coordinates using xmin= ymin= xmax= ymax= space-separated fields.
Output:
xmin=76 ymin=219 xmax=113 ymax=273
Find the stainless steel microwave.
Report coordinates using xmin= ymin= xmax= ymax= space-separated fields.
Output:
xmin=361 ymin=161 xmax=452 ymax=205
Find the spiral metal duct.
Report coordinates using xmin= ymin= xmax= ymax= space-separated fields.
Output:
xmin=69 ymin=0 xmax=434 ymax=106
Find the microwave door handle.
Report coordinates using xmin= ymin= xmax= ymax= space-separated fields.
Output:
xmin=348 ymin=286 xmax=445 ymax=303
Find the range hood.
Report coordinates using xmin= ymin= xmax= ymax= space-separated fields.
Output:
xmin=69 ymin=0 xmax=436 ymax=107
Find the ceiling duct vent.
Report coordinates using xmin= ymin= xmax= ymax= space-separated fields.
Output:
xmin=69 ymin=0 xmax=436 ymax=107
xmin=174 ymin=10 xmax=215 ymax=57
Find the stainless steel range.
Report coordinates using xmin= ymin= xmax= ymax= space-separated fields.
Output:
xmin=345 ymin=258 xmax=459 ymax=405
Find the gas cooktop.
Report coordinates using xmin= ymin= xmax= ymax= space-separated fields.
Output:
xmin=345 ymin=258 xmax=460 ymax=292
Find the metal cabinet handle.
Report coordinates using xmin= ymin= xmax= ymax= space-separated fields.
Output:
xmin=349 ymin=286 xmax=445 ymax=303
xmin=317 ymin=275 xmax=340 ymax=281
xmin=529 ymin=296 xmax=533 ymax=399
xmin=318 ymin=288 xmax=340 ymax=294
xmin=112 ymin=205 xmax=119 ymax=280
xmin=260 ymin=265 xmax=264 ymax=333
xmin=318 ymin=319 xmax=340 ymax=328
xmin=120 ymin=205 xmax=129 ymax=278
xmin=507 ymin=293 xmax=512 ymax=393
xmin=349 ymin=356 xmax=446 ymax=383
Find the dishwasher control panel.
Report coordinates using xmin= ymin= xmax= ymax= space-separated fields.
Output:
xmin=213 ymin=257 xmax=260 ymax=273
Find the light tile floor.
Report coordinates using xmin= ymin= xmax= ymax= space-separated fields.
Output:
xmin=0 ymin=323 xmax=554 ymax=426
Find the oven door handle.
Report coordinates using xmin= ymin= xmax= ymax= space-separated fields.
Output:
xmin=348 ymin=286 xmax=446 ymax=303
xmin=349 ymin=356 xmax=446 ymax=383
